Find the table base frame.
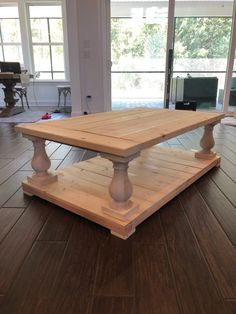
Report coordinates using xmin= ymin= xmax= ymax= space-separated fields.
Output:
xmin=22 ymin=147 xmax=220 ymax=239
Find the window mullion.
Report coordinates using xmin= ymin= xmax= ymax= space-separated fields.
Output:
xmin=0 ymin=20 xmax=5 ymax=60
xmin=47 ymin=17 xmax=53 ymax=80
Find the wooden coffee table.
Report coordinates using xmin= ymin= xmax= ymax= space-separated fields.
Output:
xmin=15 ymin=108 xmax=224 ymax=239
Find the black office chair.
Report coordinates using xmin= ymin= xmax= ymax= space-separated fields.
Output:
xmin=0 ymin=61 xmax=30 ymax=108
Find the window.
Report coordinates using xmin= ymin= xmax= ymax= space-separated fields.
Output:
xmin=0 ymin=5 xmax=23 ymax=63
xmin=28 ymin=4 xmax=65 ymax=80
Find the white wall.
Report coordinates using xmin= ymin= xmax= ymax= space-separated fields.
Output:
xmin=66 ymin=0 xmax=111 ymax=115
xmin=0 ymin=0 xmax=110 ymax=114
xmin=0 ymin=81 xmax=71 ymax=107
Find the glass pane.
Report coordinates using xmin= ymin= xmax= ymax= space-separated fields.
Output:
xmin=1 ymin=19 xmax=21 ymax=42
xmin=51 ymin=45 xmax=64 ymax=71
xmin=53 ymin=72 xmax=65 ymax=80
xmin=37 ymin=72 xmax=52 ymax=80
xmin=173 ymin=17 xmax=231 ymax=72
xmin=111 ymin=1 xmax=168 ymax=108
xmin=29 ymin=6 xmax=62 ymax=18
xmin=171 ymin=73 xmax=224 ymax=111
xmin=111 ymin=18 xmax=167 ymax=71
xmin=3 ymin=45 xmax=22 ymax=63
xmin=33 ymin=46 xmax=51 ymax=71
xmin=112 ymin=72 xmax=165 ymax=101
xmin=30 ymin=19 xmax=49 ymax=43
xmin=0 ymin=6 xmax=19 ymax=18
xmin=50 ymin=19 xmax=63 ymax=42
xmin=0 ymin=47 xmax=3 ymax=60
xmin=173 ymin=0 xmax=234 ymax=112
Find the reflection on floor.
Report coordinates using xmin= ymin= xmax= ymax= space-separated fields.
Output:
xmin=112 ymin=99 xmax=165 ymax=110
xmin=112 ymin=98 xmax=236 ymax=112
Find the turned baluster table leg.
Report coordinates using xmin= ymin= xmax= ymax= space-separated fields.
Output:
xmin=101 ymin=152 xmax=140 ymax=225
xmin=195 ymin=123 xmax=217 ymax=159
xmin=25 ymin=135 xmax=58 ymax=186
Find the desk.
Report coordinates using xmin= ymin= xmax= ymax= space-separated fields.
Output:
xmin=15 ymin=108 xmax=224 ymax=239
xmin=0 ymin=72 xmax=24 ymax=117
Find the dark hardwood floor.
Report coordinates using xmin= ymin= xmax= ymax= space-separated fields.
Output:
xmin=0 ymin=120 xmax=236 ymax=314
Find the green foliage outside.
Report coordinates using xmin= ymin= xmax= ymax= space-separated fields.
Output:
xmin=111 ymin=17 xmax=232 ymax=95
xmin=111 ymin=18 xmax=167 ymax=64
xmin=174 ymin=17 xmax=231 ymax=58
xmin=111 ymin=17 xmax=232 ymax=63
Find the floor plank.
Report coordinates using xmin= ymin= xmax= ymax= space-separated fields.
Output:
xmin=132 ymin=211 xmax=165 ymax=244
xmin=90 ymin=296 xmax=134 ymax=314
xmin=219 ymin=157 xmax=236 ymax=183
xmin=50 ymin=144 xmax=72 ymax=160
xmin=133 ymin=242 xmax=181 ymax=314
xmin=0 ymin=198 xmax=51 ymax=293
xmin=2 ymin=188 xmax=32 ymax=208
xmin=0 ymin=241 xmax=66 ymax=314
xmin=0 ymin=138 xmax=32 ymax=159
xmin=0 ymin=158 xmax=13 ymax=169
xmin=37 ymin=207 xmax=74 ymax=241
xmin=94 ymin=237 xmax=134 ymax=297
xmin=179 ymin=186 xmax=236 ymax=298
xmin=39 ymin=219 xmax=107 ymax=314
xmin=225 ymin=300 xmax=236 ymax=314
xmin=161 ymin=198 xmax=227 ymax=314
xmin=0 ymin=207 xmax=25 ymax=242
xmin=196 ymin=175 xmax=236 ymax=245
xmin=0 ymin=151 xmax=33 ymax=185
xmin=210 ymin=168 xmax=236 ymax=207
xmin=58 ymin=149 xmax=85 ymax=168
xmin=0 ymin=170 xmax=32 ymax=207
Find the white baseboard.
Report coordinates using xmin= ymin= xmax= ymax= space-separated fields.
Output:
xmin=71 ymin=110 xmax=83 ymax=116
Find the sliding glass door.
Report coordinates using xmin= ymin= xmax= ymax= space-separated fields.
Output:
xmin=109 ymin=0 xmax=236 ymax=113
xmin=171 ymin=1 xmax=235 ymax=111
xmin=111 ymin=1 xmax=168 ymax=109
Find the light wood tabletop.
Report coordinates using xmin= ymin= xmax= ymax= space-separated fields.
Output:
xmin=15 ymin=108 xmax=224 ymax=157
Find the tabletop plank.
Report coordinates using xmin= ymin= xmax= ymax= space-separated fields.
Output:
xmin=15 ymin=109 xmax=224 ymax=157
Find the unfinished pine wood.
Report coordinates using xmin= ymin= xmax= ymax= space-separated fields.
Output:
xmin=22 ymin=147 xmax=220 ymax=239
xmin=15 ymin=109 xmax=224 ymax=239
xmin=15 ymin=109 xmax=224 ymax=157
xmin=195 ymin=124 xmax=217 ymax=159
xmin=25 ymin=136 xmax=58 ymax=186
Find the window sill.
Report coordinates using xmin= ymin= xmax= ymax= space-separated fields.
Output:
xmin=31 ymin=80 xmax=71 ymax=84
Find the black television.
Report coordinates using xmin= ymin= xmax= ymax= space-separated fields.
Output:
xmin=0 ymin=61 xmax=21 ymax=74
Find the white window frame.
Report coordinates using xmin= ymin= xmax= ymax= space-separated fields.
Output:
xmin=0 ymin=2 xmax=23 ymax=63
xmin=0 ymin=0 xmax=70 ymax=82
